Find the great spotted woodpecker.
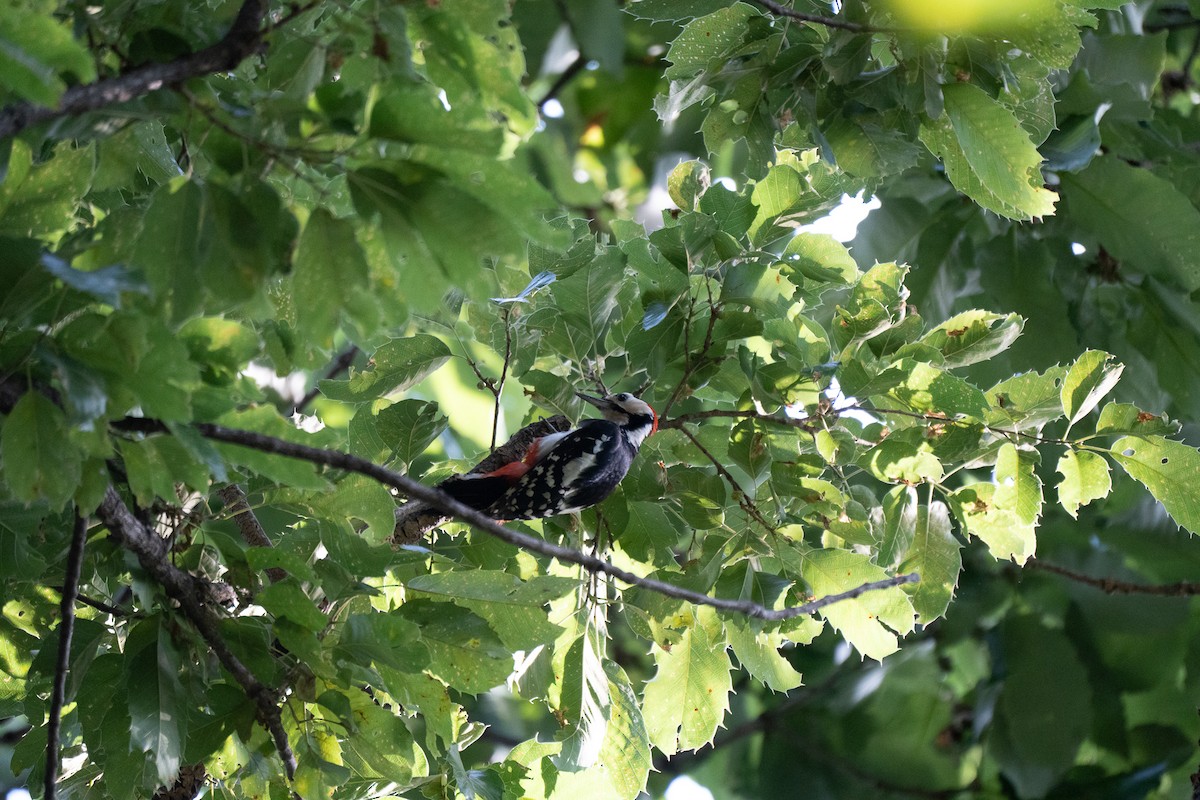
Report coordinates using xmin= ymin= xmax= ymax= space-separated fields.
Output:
xmin=438 ymin=392 xmax=657 ymax=520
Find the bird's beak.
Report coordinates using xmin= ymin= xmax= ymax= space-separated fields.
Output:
xmin=575 ymin=392 xmax=606 ymax=409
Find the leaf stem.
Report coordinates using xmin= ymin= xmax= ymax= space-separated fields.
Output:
xmin=45 ymin=510 xmax=87 ymax=800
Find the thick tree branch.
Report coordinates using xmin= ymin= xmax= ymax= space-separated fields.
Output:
xmin=45 ymin=511 xmax=87 ymax=800
xmin=115 ymin=415 xmax=920 ymax=621
xmin=95 ymin=487 xmax=298 ymax=778
xmin=218 ymin=484 xmax=287 ymax=584
xmin=0 ymin=0 xmax=268 ymax=139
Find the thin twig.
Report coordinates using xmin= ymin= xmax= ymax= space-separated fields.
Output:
xmin=1031 ymin=562 xmax=1200 ymax=596
xmin=45 ymin=511 xmax=87 ymax=800
xmin=490 ymin=306 xmax=514 ymax=452
xmin=95 ymin=488 xmax=298 ymax=778
xmin=664 ymin=408 xmax=816 ymax=432
xmin=112 ymin=415 xmax=919 ymax=621
xmin=675 ymin=424 xmax=778 ymax=534
xmin=661 ymin=287 xmax=721 ymax=421
xmin=296 ymin=345 xmax=360 ymax=413
xmin=537 ymin=54 xmax=587 ymax=109
xmin=49 ymin=587 xmax=129 ymax=617
xmin=745 ymin=0 xmax=884 ymax=33
xmin=218 ymin=484 xmax=287 ymax=584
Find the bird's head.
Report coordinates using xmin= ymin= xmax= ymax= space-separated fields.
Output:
xmin=577 ymin=391 xmax=658 ymax=447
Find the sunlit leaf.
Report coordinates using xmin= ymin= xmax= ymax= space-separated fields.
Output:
xmin=1110 ymin=436 xmax=1200 ymax=534
xmin=320 ymin=335 xmax=452 ymax=402
xmin=1061 ymin=350 xmax=1124 ymax=428
xmin=1055 ymin=449 xmax=1111 ymax=518
xmin=642 ymin=621 xmax=732 ymax=755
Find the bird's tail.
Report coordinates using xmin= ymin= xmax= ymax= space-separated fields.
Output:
xmin=436 ymin=474 xmax=511 ymax=514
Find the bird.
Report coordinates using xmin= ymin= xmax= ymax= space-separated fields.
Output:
xmin=437 ymin=391 xmax=657 ymax=520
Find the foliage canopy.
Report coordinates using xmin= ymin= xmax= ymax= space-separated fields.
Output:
xmin=0 ymin=0 xmax=1199 ymax=798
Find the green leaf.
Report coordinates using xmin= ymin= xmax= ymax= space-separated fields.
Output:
xmin=986 ymin=365 xmax=1068 ymax=430
xmin=0 ymin=8 xmax=95 ymax=105
xmin=876 ymin=485 xmax=918 ymax=569
xmin=258 ymin=579 xmax=329 ymax=632
xmin=293 ymin=209 xmax=370 ymax=348
xmin=626 ymin=0 xmax=730 ymax=21
xmin=213 ymin=407 xmax=327 ymax=489
xmin=555 ymin=626 xmax=610 ymax=769
xmin=319 ymin=335 xmax=451 ymax=402
xmin=396 ymin=600 xmax=512 ymax=694
xmin=0 ymin=141 xmax=95 ymax=237
xmin=663 ymin=4 xmax=757 ymax=80
xmin=724 ymin=619 xmax=804 ymax=692
xmin=334 ymin=613 xmax=430 ymax=673
xmin=1061 ymin=156 xmax=1200 ymax=291
xmin=1110 ymin=436 xmax=1200 ymax=534
xmin=1 ymin=392 xmax=81 ymax=508
xmin=305 ymin=472 xmax=397 ymax=541
xmin=996 ymin=443 xmax=1043 ymax=526
xmin=405 ymin=571 xmax=575 ymax=651
xmin=949 ymin=446 xmax=1041 ymax=564
xmin=887 ymin=360 xmax=990 ymax=418
xmin=1094 ymin=402 xmax=1178 ymax=437
xmin=897 ymin=501 xmax=961 ymax=624
xmin=1061 ymin=350 xmax=1124 ymax=428
xmin=642 ymin=621 xmax=732 ymax=755
xmin=118 ymin=436 xmax=210 ymax=507
xmin=782 ymin=233 xmax=859 ymax=291
xmin=126 ymin=620 xmax=186 ymax=787
xmin=800 ymin=549 xmax=915 ymax=661
xmin=349 ymin=399 xmax=447 ymax=465
xmin=920 ymin=310 xmax=1024 ymax=368
xmin=862 ymin=438 xmax=944 ymax=484
xmin=918 ymin=83 xmax=1057 ymax=220
xmin=405 ymin=145 xmax=560 ymax=243
xmin=340 ymin=692 xmax=429 ymax=786
xmin=1055 ymin=449 xmax=1111 ymax=518
xmin=990 ymin=618 xmax=1092 ymax=797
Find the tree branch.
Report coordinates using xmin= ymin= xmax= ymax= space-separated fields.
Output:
xmin=295 ymin=345 xmax=360 ymax=414
xmin=217 ymin=484 xmax=287 ymax=585
xmin=0 ymin=0 xmax=268 ymax=139
xmin=663 ymin=408 xmax=817 ymax=433
xmin=390 ymin=414 xmax=572 ymax=544
xmin=744 ymin=0 xmax=883 ymax=33
xmin=674 ymin=423 xmax=778 ymax=533
xmin=115 ymin=415 xmax=920 ymax=621
xmin=45 ymin=511 xmax=87 ymax=800
xmin=95 ymin=487 xmax=298 ymax=778
xmin=537 ymin=53 xmax=587 ymax=110
xmin=1031 ymin=562 xmax=1200 ymax=596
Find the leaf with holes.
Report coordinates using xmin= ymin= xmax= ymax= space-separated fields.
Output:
xmin=1110 ymin=436 xmax=1200 ymax=534
xmin=1055 ymin=450 xmax=1112 ymax=518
